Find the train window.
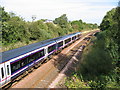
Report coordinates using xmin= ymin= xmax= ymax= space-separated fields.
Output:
xmin=7 ymin=65 xmax=10 ymax=75
xmin=16 ymin=61 xmax=20 ymax=70
xmin=23 ymin=57 xmax=29 ymax=66
xmin=65 ymin=38 xmax=71 ymax=44
xmin=24 ymin=58 xmax=28 ymax=65
xmin=75 ymin=36 xmax=76 ymax=39
xmin=28 ymin=54 xmax=35 ymax=63
xmin=58 ymin=41 xmax=63 ymax=48
xmin=72 ymin=37 xmax=74 ymax=40
xmin=39 ymin=49 xmax=45 ymax=58
xmin=20 ymin=57 xmax=28 ymax=67
xmin=1 ymin=67 xmax=4 ymax=78
xmin=21 ymin=60 xmax=24 ymax=67
xmin=48 ymin=45 xmax=56 ymax=53
xmin=11 ymin=64 xmax=15 ymax=73
xmin=33 ymin=53 xmax=39 ymax=60
xmin=11 ymin=61 xmax=21 ymax=73
xmin=72 ymin=36 xmax=76 ymax=40
xmin=27 ymin=49 xmax=45 ymax=61
xmin=32 ymin=53 xmax=38 ymax=60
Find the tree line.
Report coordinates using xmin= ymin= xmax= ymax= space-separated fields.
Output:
xmin=1 ymin=6 xmax=98 ymax=51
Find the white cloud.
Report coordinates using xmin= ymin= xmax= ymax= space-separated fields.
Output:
xmin=1 ymin=0 xmax=118 ymax=24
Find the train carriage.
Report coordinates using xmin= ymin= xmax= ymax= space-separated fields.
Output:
xmin=0 ymin=38 xmax=57 ymax=87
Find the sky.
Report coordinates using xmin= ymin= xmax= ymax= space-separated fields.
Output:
xmin=0 ymin=0 xmax=118 ymax=25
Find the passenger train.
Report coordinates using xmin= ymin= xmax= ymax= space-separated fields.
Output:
xmin=0 ymin=32 xmax=81 ymax=88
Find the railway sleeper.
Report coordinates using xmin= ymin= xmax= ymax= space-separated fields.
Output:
xmin=34 ymin=63 xmax=40 ymax=69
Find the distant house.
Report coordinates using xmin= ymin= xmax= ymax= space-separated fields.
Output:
xmin=44 ymin=20 xmax=53 ymax=23
xmin=44 ymin=19 xmax=57 ymax=26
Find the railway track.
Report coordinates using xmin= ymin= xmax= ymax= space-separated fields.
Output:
xmin=7 ymin=31 xmax=97 ymax=88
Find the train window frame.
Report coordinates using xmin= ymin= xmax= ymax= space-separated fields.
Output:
xmin=16 ymin=61 xmax=20 ymax=70
xmin=34 ymin=53 xmax=39 ymax=60
xmin=58 ymin=41 xmax=63 ymax=48
xmin=7 ymin=65 xmax=10 ymax=75
xmin=20 ymin=57 xmax=28 ymax=67
xmin=11 ymin=63 xmax=15 ymax=73
xmin=72 ymin=36 xmax=76 ymax=40
xmin=21 ymin=59 xmax=24 ymax=67
xmin=72 ymin=37 xmax=74 ymax=40
xmin=48 ymin=44 xmax=56 ymax=53
xmin=27 ymin=49 xmax=45 ymax=63
xmin=28 ymin=54 xmax=35 ymax=63
xmin=75 ymin=36 xmax=76 ymax=39
xmin=11 ymin=60 xmax=21 ymax=73
xmin=39 ymin=49 xmax=45 ymax=58
xmin=1 ymin=67 xmax=4 ymax=78
xmin=65 ymin=38 xmax=71 ymax=44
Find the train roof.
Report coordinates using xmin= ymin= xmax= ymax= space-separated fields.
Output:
xmin=1 ymin=38 xmax=57 ymax=63
xmin=1 ymin=32 xmax=81 ymax=63
xmin=55 ymin=33 xmax=75 ymax=42
xmin=75 ymin=32 xmax=81 ymax=35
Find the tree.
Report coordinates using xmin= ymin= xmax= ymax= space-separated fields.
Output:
xmin=32 ymin=15 xmax=36 ymax=22
xmin=53 ymin=14 xmax=68 ymax=28
xmin=0 ymin=6 xmax=10 ymax=22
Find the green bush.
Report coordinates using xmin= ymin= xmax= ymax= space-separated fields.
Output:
xmin=80 ymin=34 xmax=113 ymax=77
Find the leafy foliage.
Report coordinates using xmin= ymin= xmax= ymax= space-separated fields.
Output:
xmin=1 ymin=6 xmax=98 ymax=51
xmin=80 ymin=35 xmax=113 ymax=77
xmin=71 ymin=20 xmax=98 ymax=32
xmin=53 ymin=14 xmax=68 ymax=28
xmin=65 ymin=74 xmax=90 ymax=88
xmin=100 ymin=7 xmax=120 ymax=66
xmin=65 ymin=7 xmax=120 ymax=89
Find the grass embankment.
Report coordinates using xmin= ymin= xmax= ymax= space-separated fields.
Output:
xmin=64 ymin=33 xmax=120 ymax=89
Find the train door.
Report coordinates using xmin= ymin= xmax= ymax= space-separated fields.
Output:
xmin=5 ymin=62 xmax=11 ymax=83
xmin=55 ymin=41 xmax=57 ymax=49
xmin=44 ymin=47 xmax=48 ymax=58
xmin=70 ymin=38 xmax=72 ymax=43
xmin=0 ymin=63 xmax=6 ymax=87
xmin=55 ymin=41 xmax=58 ymax=52
xmin=63 ymin=39 xmax=65 ymax=48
